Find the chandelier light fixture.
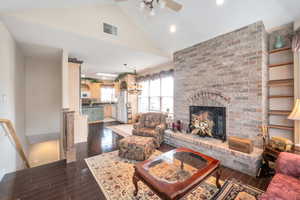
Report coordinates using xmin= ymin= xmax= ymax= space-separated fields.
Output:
xmin=128 ymin=82 xmax=143 ymax=95
xmin=123 ymin=64 xmax=143 ymax=95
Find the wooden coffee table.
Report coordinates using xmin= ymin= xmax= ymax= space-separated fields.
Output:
xmin=133 ymin=147 xmax=221 ymax=200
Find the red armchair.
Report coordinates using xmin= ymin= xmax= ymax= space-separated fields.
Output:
xmin=260 ymin=152 xmax=300 ymax=200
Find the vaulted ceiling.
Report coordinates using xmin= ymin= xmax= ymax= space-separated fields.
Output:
xmin=0 ymin=0 xmax=300 ymax=75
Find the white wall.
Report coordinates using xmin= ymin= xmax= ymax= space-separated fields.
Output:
xmin=25 ymin=57 xmax=62 ymax=139
xmin=61 ymin=49 xmax=69 ymax=109
xmin=0 ymin=22 xmax=28 ymax=180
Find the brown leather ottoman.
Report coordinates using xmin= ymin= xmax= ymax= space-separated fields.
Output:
xmin=118 ymin=136 xmax=155 ymax=161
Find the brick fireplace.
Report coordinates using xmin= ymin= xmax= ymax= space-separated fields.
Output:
xmin=173 ymin=21 xmax=268 ymax=145
xmin=165 ymin=21 xmax=268 ymax=176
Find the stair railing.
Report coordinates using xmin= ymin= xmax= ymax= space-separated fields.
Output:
xmin=0 ymin=119 xmax=30 ymax=168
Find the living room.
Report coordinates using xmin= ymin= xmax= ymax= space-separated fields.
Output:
xmin=1 ymin=0 xmax=300 ymax=200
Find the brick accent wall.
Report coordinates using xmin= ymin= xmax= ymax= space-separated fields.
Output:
xmin=173 ymin=21 xmax=268 ymax=146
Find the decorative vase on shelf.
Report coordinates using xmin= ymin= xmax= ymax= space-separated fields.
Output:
xmin=274 ymin=35 xmax=285 ymax=49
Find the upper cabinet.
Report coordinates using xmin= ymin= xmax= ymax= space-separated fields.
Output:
xmin=81 ymin=80 xmax=118 ymax=100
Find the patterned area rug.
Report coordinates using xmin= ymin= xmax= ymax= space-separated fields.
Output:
xmin=85 ymin=151 xmax=264 ymax=200
xmin=106 ymin=124 xmax=133 ymax=138
xmin=85 ymin=151 xmax=220 ymax=200
xmin=214 ymin=179 xmax=264 ymax=200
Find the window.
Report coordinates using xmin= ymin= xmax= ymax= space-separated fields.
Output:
xmin=161 ymin=76 xmax=174 ymax=113
xmin=138 ymin=97 xmax=149 ymax=113
xmin=101 ymin=86 xmax=115 ymax=103
xmin=138 ymin=75 xmax=174 ymax=114
xmin=138 ymin=80 xmax=149 ymax=113
xmin=149 ymin=78 xmax=161 ymax=111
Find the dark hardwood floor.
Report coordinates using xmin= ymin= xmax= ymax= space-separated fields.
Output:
xmin=0 ymin=122 xmax=271 ymax=200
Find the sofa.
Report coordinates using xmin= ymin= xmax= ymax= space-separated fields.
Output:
xmin=132 ymin=112 xmax=167 ymax=148
xmin=260 ymin=152 xmax=300 ymax=200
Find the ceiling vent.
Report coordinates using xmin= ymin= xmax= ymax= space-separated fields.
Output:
xmin=103 ymin=23 xmax=118 ymax=36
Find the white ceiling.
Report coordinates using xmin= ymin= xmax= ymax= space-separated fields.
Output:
xmin=0 ymin=0 xmax=112 ymax=11
xmin=1 ymin=0 xmax=300 ymax=75
xmin=0 ymin=4 xmax=169 ymax=75
xmin=118 ymin=0 xmax=300 ymax=54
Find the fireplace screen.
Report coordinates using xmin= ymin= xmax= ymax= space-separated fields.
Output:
xmin=189 ymin=106 xmax=226 ymax=141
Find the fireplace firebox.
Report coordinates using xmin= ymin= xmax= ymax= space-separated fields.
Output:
xmin=189 ymin=106 xmax=226 ymax=141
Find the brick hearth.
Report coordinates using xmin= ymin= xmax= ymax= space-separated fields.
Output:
xmin=164 ymin=130 xmax=263 ymax=176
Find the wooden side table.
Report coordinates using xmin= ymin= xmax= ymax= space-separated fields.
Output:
xmin=263 ymin=147 xmax=279 ymax=174
xmin=257 ymin=146 xmax=279 ymax=177
xmin=257 ymin=145 xmax=300 ymax=177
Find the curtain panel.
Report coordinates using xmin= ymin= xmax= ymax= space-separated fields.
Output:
xmin=137 ymin=69 xmax=174 ymax=82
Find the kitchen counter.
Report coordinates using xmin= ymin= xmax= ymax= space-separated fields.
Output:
xmin=82 ymin=103 xmax=116 ymax=123
xmin=82 ymin=105 xmax=104 ymax=123
xmin=82 ymin=102 xmax=116 ymax=106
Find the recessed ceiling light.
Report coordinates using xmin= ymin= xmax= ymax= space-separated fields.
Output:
xmin=216 ymin=0 xmax=224 ymax=6
xmin=170 ymin=25 xmax=176 ymax=33
xmin=96 ymin=73 xmax=117 ymax=77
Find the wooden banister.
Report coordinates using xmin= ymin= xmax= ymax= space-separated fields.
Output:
xmin=0 ymin=119 xmax=30 ymax=168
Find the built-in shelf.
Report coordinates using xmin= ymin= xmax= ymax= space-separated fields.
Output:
xmin=268 ymin=38 xmax=294 ymax=135
xmin=268 ymin=110 xmax=291 ymax=116
xmin=268 ymin=62 xmax=293 ymax=68
xmin=268 ymin=124 xmax=294 ymax=131
xmin=269 ymin=47 xmax=292 ymax=54
xmin=268 ymin=79 xmax=294 ymax=87
xmin=268 ymin=95 xmax=294 ymax=99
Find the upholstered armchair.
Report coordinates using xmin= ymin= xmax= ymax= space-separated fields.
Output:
xmin=259 ymin=152 xmax=300 ymax=200
xmin=132 ymin=112 xmax=167 ymax=148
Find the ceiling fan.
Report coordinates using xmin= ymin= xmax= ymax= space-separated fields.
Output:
xmin=115 ymin=0 xmax=183 ymax=15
